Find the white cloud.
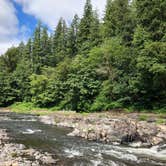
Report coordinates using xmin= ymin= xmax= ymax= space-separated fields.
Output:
xmin=0 ymin=0 xmax=19 ymax=54
xmin=0 ymin=40 xmax=20 ymax=55
xmin=0 ymin=0 xmax=18 ymax=40
xmin=14 ymin=0 xmax=106 ymax=29
xmin=0 ymin=0 xmax=106 ymax=54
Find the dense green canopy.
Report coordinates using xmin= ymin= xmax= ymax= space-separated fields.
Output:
xmin=0 ymin=0 xmax=165 ymax=112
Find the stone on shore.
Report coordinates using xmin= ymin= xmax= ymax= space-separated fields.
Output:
xmin=0 ymin=129 xmax=57 ymax=166
xmin=44 ymin=112 xmax=166 ymax=147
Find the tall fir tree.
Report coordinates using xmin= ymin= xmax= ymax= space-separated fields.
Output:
xmin=103 ymin=0 xmax=115 ymax=38
xmin=18 ymin=42 xmax=25 ymax=58
xmin=53 ymin=18 xmax=67 ymax=63
xmin=66 ymin=14 xmax=80 ymax=57
xmin=103 ymin=0 xmax=132 ymax=40
xmin=90 ymin=10 xmax=102 ymax=47
xmin=40 ymin=27 xmax=51 ymax=65
xmin=136 ymin=0 xmax=166 ymax=41
xmin=45 ymin=34 xmax=56 ymax=66
xmin=32 ymin=22 xmax=42 ymax=73
xmin=78 ymin=0 xmax=94 ymax=54
xmin=24 ymin=39 xmax=32 ymax=61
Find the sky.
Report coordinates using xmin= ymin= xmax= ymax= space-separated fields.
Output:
xmin=0 ymin=0 xmax=106 ymax=55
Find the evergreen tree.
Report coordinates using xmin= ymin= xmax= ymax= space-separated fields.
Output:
xmin=122 ymin=0 xmax=137 ymax=45
xmin=78 ymin=0 xmax=94 ymax=54
xmin=53 ymin=18 xmax=67 ymax=63
xmin=41 ymin=27 xmax=50 ymax=65
xmin=18 ymin=42 xmax=25 ymax=58
xmin=90 ymin=10 xmax=102 ymax=47
xmin=104 ymin=0 xmax=132 ymax=39
xmin=0 ymin=0 xmax=165 ymax=111
xmin=66 ymin=14 xmax=79 ymax=57
xmin=136 ymin=0 xmax=166 ymax=41
xmin=32 ymin=22 xmax=42 ymax=73
xmin=45 ymin=34 xmax=56 ymax=66
xmin=103 ymin=0 xmax=115 ymax=38
xmin=132 ymin=25 xmax=151 ymax=49
xmin=1 ymin=47 xmax=19 ymax=73
xmin=24 ymin=39 xmax=32 ymax=61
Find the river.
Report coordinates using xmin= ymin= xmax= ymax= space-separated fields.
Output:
xmin=0 ymin=112 xmax=165 ymax=166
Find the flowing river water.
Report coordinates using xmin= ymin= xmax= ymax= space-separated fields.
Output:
xmin=0 ymin=112 xmax=165 ymax=166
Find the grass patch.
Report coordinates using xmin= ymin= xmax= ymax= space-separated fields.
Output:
xmin=9 ymin=102 xmax=166 ymax=117
xmin=10 ymin=102 xmax=37 ymax=113
xmin=124 ymin=107 xmax=135 ymax=113
xmin=156 ymin=119 xmax=166 ymax=124
xmin=10 ymin=102 xmax=56 ymax=115
xmin=139 ymin=114 xmax=148 ymax=121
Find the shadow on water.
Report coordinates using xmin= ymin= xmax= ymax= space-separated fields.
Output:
xmin=0 ymin=112 xmax=165 ymax=166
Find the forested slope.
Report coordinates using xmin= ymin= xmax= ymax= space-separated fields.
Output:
xmin=0 ymin=0 xmax=166 ymax=112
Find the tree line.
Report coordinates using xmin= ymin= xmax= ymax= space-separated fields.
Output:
xmin=0 ymin=0 xmax=166 ymax=112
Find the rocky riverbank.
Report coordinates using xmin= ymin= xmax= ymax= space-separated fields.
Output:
xmin=40 ymin=112 xmax=166 ymax=148
xmin=0 ymin=129 xmax=57 ymax=166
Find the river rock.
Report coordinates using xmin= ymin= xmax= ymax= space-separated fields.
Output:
xmin=56 ymin=113 xmax=166 ymax=147
xmin=0 ymin=129 xmax=57 ymax=166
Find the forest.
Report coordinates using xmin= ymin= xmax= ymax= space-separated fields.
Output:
xmin=0 ymin=0 xmax=166 ymax=112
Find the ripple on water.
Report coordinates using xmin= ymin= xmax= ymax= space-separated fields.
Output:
xmin=104 ymin=149 xmax=138 ymax=162
xmin=64 ymin=148 xmax=83 ymax=158
xmin=90 ymin=159 xmax=102 ymax=166
xmin=0 ymin=112 xmax=166 ymax=166
xmin=22 ymin=129 xmax=42 ymax=134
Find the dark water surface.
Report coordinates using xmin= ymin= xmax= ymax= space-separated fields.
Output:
xmin=0 ymin=112 xmax=165 ymax=166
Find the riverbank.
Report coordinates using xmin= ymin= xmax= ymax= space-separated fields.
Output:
xmin=0 ymin=129 xmax=57 ymax=166
xmin=38 ymin=111 xmax=166 ymax=148
xmin=2 ymin=107 xmax=166 ymax=147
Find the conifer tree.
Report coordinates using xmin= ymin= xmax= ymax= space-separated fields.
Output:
xmin=66 ymin=14 xmax=79 ymax=57
xmin=90 ymin=10 xmax=101 ymax=47
xmin=104 ymin=0 xmax=131 ymax=38
xmin=41 ymin=27 xmax=50 ymax=65
xmin=18 ymin=42 xmax=25 ymax=58
xmin=103 ymin=0 xmax=115 ymax=38
xmin=24 ymin=39 xmax=32 ymax=59
xmin=78 ymin=0 xmax=93 ymax=54
xmin=53 ymin=18 xmax=67 ymax=63
xmin=136 ymin=0 xmax=166 ymax=41
xmin=46 ymin=34 xmax=56 ymax=66
xmin=32 ymin=22 xmax=42 ymax=73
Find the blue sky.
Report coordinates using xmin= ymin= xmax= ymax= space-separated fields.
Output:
xmin=13 ymin=1 xmax=37 ymax=38
xmin=0 ymin=0 xmax=106 ymax=55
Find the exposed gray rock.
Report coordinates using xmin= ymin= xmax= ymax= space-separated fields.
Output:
xmin=53 ymin=114 xmax=166 ymax=147
xmin=0 ymin=129 xmax=57 ymax=166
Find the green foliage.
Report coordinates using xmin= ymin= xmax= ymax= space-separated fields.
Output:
xmin=0 ymin=47 xmax=19 ymax=73
xmin=58 ymin=55 xmax=101 ymax=112
xmin=29 ymin=74 xmax=54 ymax=107
xmin=90 ymin=10 xmax=102 ymax=47
xmin=134 ymin=42 xmax=166 ymax=108
xmin=132 ymin=25 xmax=151 ymax=48
xmin=136 ymin=0 xmax=166 ymax=41
xmin=89 ymin=39 xmax=132 ymax=111
xmin=66 ymin=14 xmax=80 ymax=57
xmin=90 ymin=80 xmax=112 ymax=112
xmin=156 ymin=119 xmax=166 ymax=124
xmin=0 ymin=0 xmax=165 ymax=113
xmin=104 ymin=0 xmax=136 ymax=44
xmin=0 ymin=73 xmax=16 ymax=106
xmin=78 ymin=0 xmax=100 ymax=54
xmin=53 ymin=18 xmax=67 ymax=63
xmin=10 ymin=102 xmax=36 ymax=112
xmin=139 ymin=114 xmax=148 ymax=121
